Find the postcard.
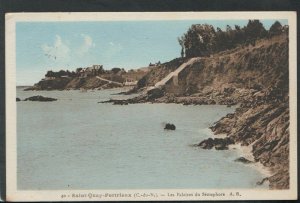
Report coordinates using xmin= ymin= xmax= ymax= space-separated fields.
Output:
xmin=5 ymin=12 xmax=297 ymax=201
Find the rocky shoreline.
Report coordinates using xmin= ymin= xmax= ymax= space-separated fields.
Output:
xmin=101 ymin=87 xmax=289 ymax=189
xmin=99 ymin=34 xmax=290 ymax=189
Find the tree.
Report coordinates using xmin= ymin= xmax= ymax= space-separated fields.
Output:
xmin=181 ymin=48 xmax=185 ymax=58
xmin=244 ymin=20 xmax=267 ymax=44
xmin=235 ymin=25 xmax=241 ymax=30
xmin=96 ymin=66 xmax=104 ymax=75
xmin=180 ymin=24 xmax=216 ymax=57
xmin=233 ymin=25 xmax=245 ymax=45
xmin=45 ymin=70 xmax=55 ymax=77
xmin=269 ymin=21 xmax=283 ymax=37
xmin=58 ymin=70 xmax=67 ymax=77
xmin=178 ymin=36 xmax=185 ymax=58
xmin=76 ymin=67 xmax=83 ymax=73
xmin=225 ymin=25 xmax=235 ymax=49
xmin=111 ymin=67 xmax=121 ymax=74
xmin=215 ymin=27 xmax=226 ymax=52
xmin=181 ymin=25 xmax=201 ymax=57
xmin=178 ymin=20 xmax=269 ymax=58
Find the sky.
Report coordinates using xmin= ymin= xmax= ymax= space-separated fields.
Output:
xmin=16 ymin=19 xmax=288 ymax=85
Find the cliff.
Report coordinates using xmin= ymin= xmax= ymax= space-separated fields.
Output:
xmin=139 ymin=34 xmax=288 ymax=101
xmin=124 ymin=34 xmax=290 ymax=189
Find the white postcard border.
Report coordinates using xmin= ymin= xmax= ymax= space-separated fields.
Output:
xmin=5 ymin=12 xmax=298 ymax=201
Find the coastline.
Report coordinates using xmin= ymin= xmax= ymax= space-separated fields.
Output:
xmin=22 ymin=74 xmax=289 ymax=190
xmin=202 ymin=123 xmax=271 ymax=186
xmin=99 ymin=86 xmax=289 ymax=189
xmin=103 ymin=89 xmax=279 ymax=188
xmin=228 ymin=143 xmax=273 ymax=177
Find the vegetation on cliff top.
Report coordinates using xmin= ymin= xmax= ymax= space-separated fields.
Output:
xmin=26 ymin=65 xmax=150 ymax=91
xmin=178 ymin=20 xmax=288 ymax=58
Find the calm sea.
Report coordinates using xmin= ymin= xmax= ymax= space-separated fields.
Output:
xmin=17 ymin=87 xmax=267 ymax=190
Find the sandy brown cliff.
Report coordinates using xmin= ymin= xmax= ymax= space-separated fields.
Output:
xmin=124 ymin=34 xmax=290 ymax=189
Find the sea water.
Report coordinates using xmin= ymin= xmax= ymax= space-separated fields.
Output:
xmin=17 ymin=87 xmax=268 ymax=190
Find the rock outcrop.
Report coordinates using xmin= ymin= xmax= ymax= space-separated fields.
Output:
xmin=164 ymin=123 xmax=176 ymax=130
xmin=208 ymin=101 xmax=289 ymax=189
xmin=198 ymin=137 xmax=234 ymax=150
xmin=234 ymin=157 xmax=253 ymax=164
xmin=24 ymin=95 xmax=57 ymax=102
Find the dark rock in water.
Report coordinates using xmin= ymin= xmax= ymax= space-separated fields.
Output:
xmin=24 ymin=95 xmax=57 ymax=102
xmin=234 ymin=157 xmax=253 ymax=164
xmin=217 ymin=137 xmax=234 ymax=145
xmin=112 ymin=100 xmax=129 ymax=105
xmin=198 ymin=138 xmax=214 ymax=149
xmin=16 ymin=98 xmax=21 ymax=102
xmin=23 ymin=86 xmax=36 ymax=91
xmin=164 ymin=123 xmax=176 ymax=130
xmin=198 ymin=137 xmax=234 ymax=150
xmin=215 ymin=144 xmax=228 ymax=150
xmin=99 ymin=99 xmax=129 ymax=105
xmin=225 ymin=113 xmax=235 ymax=119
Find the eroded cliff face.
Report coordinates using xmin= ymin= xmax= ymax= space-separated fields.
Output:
xmin=210 ymin=102 xmax=289 ymax=189
xmin=165 ymin=34 xmax=288 ymax=98
xmin=137 ymin=58 xmax=187 ymax=89
xmin=134 ymin=34 xmax=290 ymax=189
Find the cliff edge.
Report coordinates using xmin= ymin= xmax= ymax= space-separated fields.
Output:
xmin=127 ymin=34 xmax=289 ymax=189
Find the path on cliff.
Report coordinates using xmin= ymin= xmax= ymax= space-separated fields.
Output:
xmin=152 ymin=57 xmax=200 ymax=89
xmin=96 ymin=76 xmax=124 ymax=86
